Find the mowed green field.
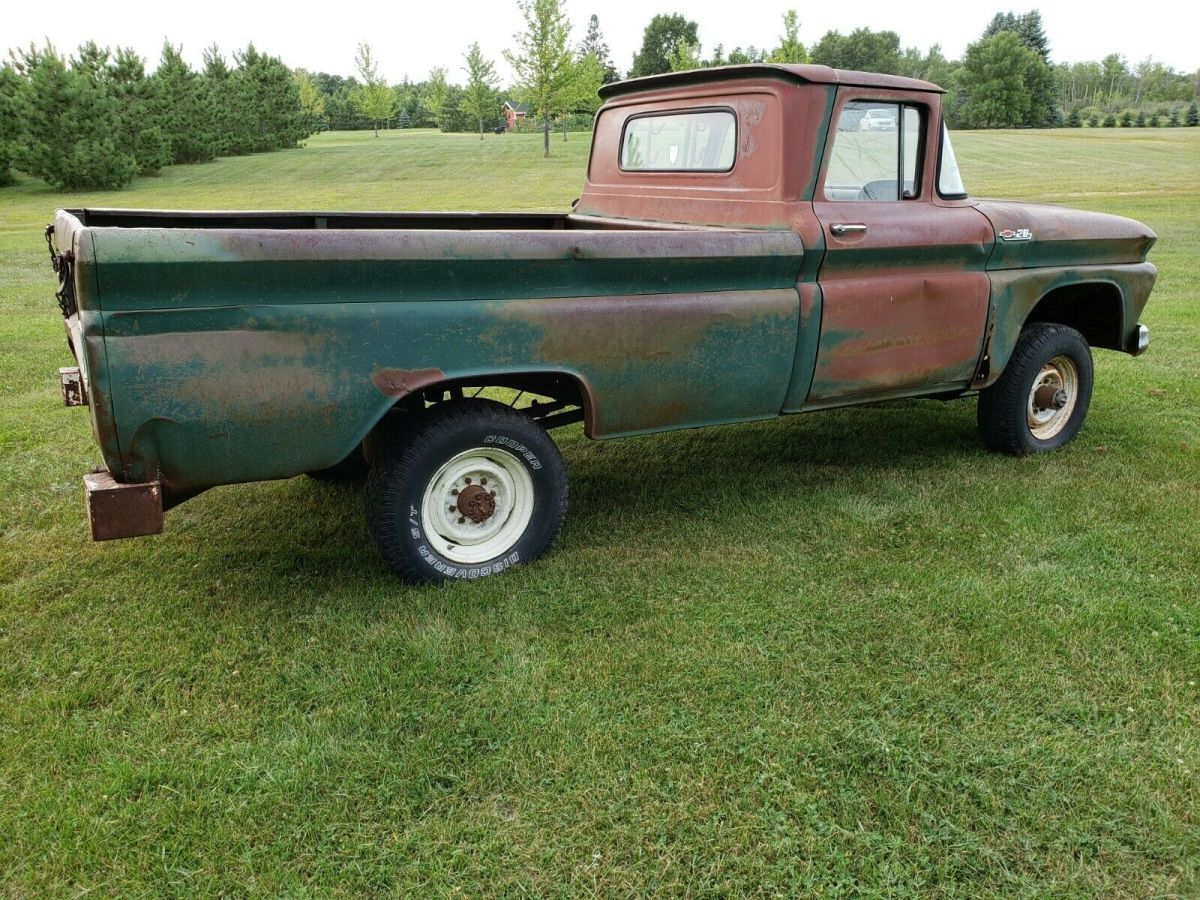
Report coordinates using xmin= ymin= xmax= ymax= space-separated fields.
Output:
xmin=1 ymin=127 xmax=1198 ymax=896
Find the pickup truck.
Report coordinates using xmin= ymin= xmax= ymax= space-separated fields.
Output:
xmin=47 ymin=64 xmax=1157 ymax=583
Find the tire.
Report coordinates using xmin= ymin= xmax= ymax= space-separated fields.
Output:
xmin=366 ymin=399 xmax=567 ymax=583
xmin=307 ymin=445 xmax=370 ymax=482
xmin=977 ymin=323 xmax=1094 ymax=455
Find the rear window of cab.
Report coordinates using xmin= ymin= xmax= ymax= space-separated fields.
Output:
xmin=619 ymin=109 xmax=737 ymax=172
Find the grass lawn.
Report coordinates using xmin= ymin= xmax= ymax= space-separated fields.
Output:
xmin=1 ymin=127 xmax=1198 ymax=896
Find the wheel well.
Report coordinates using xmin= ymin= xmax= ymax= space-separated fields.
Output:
xmin=383 ymin=371 xmax=592 ymax=432
xmin=1025 ymin=282 xmax=1124 ymax=351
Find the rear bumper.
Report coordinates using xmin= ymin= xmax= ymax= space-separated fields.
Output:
xmin=83 ymin=470 xmax=164 ymax=541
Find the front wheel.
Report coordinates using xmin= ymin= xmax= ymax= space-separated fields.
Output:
xmin=366 ymin=400 xmax=567 ymax=583
xmin=977 ymin=323 xmax=1094 ymax=455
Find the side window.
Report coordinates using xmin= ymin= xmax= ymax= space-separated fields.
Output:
xmin=824 ymin=102 xmax=925 ymax=201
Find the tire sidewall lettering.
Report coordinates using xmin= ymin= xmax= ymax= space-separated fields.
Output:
xmin=483 ymin=434 xmax=542 ymax=470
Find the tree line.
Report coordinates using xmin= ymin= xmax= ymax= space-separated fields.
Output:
xmin=0 ymin=42 xmax=313 ymax=189
xmin=296 ymin=5 xmax=617 ymax=155
xmin=627 ymin=9 xmax=1198 ymax=130
xmin=4 ymin=4 xmax=1197 ymax=191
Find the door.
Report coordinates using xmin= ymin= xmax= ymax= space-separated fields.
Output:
xmin=807 ymin=92 xmax=993 ymax=404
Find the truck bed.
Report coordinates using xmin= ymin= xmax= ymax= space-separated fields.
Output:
xmin=51 ymin=207 xmax=810 ymax=497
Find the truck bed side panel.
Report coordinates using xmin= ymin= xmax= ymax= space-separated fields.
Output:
xmin=89 ymin=228 xmax=805 ymax=489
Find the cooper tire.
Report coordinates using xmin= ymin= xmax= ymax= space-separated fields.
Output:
xmin=977 ymin=323 xmax=1094 ymax=455
xmin=366 ymin=400 xmax=567 ymax=583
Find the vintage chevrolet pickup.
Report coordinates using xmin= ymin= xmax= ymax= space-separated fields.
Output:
xmin=47 ymin=64 xmax=1157 ymax=582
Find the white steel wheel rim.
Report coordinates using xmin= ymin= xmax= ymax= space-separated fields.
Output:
xmin=420 ymin=447 xmax=535 ymax=565
xmin=1027 ymin=355 xmax=1079 ymax=441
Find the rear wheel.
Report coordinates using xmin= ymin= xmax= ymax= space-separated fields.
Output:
xmin=366 ymin=400 xmax=567 ymax=583
xmin=977 ymin=323 xmax=1093 ymax=455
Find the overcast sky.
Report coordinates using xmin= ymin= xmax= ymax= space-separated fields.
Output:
xmin=5 ymin=0 xmax=1195 ymax=82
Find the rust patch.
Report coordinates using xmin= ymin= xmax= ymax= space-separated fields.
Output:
xmin=372 ymin=367 xmax=445 ymax=398
xmin=83 ymin=470 xmax=164 ymax=541
xmin=457 ymin=484 xmax=497 ymax=523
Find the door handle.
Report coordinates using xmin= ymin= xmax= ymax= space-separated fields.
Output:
xmin=830 ymin=223 xmax=867 ymax=236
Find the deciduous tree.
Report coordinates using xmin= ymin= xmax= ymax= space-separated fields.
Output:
xmin=957 ymin=31 xmax=1040 ymax=128
xmin=630 ymin=14 xmax=698 ymax=78
xmin=351 ymin=43 xmax=397 ymax=136
xmin=810 ymin=28 xmax=901 ymax=74
xmin=505 ymin=0 xmax=577 ymax=157
xmin=461 ymin=44 xmax=500 ymax=139
xmin=424 ymin=67 xmax=452 ymax=131
xmin=768 ymin=11 xmax=808 ymax=64
xmin=293 ymin=69 xmax=327 ymax=133
xmin=668 ymin=41 xmax=702 ymax=73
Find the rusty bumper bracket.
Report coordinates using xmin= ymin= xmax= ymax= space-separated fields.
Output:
xmin=83 ymin=470 xmax=164 ymax=541
xmin=60 ymin=366 xmax=87 ymax=407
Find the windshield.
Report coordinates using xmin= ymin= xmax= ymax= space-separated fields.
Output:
xmin=938 ymin=124 xmax=967 ymax=197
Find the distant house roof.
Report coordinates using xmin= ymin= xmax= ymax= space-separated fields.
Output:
xmin=503 ymin=100 xmax=531 ymax=114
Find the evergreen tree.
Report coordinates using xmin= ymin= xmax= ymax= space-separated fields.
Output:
xmin=1187 ymin=102 xmax=1199 ymax=126
xmin=233 ymin=44 xmax=310 ymax=150
xmin=578 ymin=15 xmax=620 ymax=84
xmin=1167 ymin=108 xmax=1180 ymax=126
xmin=12 ymin=43 xmax=137 ymax=189
xmin=1065 ymin=107 xmax=1081 ymax=127
xmin=0 ymin=64 xmax=21 ymax=186
xmin=1120 ymin=110 xmax=1133 ymax=127
xmin=1135 ymin=110 xmax=1146 ymax=127
xmin=202 ymin=45 xmax=238 ymax=155
xmin=108 ymin=47 xmax=171 ymax=175
xmin=1102 ymin=113 xmax=1116 ymax=127
xmin=153 ymin=43 xmax=217 ymax=163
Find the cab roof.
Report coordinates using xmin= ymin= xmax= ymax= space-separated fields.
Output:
xmin=598 ymin=64 xmax=942 ymax=100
